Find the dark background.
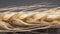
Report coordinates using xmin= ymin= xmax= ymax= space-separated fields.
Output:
xmin=0 ymin=0 xmax=60 ymax=8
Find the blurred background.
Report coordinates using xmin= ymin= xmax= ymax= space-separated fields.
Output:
xmin=0 ymin=0 xmax=60 ymax=8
